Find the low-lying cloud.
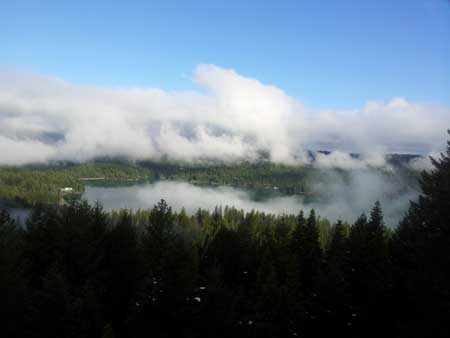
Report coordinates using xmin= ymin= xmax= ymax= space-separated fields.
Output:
xmin=1 ymin=64 xmax=449 ymax=166
xmin=84 ymin=177 xmax=418 ymax=227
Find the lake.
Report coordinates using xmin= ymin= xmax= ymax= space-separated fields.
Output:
xmin=1 ymin=170 xmax=419 ymax=227
xmin=0 ymin=199 xmax=31 ymax=225
xmin=83 ymin=178 xmax=418 ymax=226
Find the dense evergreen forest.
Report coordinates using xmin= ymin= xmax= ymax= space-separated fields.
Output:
xmin=139 ymin=160 xmax=314 ymax=194
xmin=0 ymin=161 xmax=314 ymax=206
xmin=0 ymin=163 xmax=154 ymax=205
xmin=0 ymin=135 xmax=449 ymax=338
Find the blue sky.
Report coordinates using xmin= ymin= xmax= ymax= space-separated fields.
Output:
xmin=1 ymin=0 xmax=449 ymax=110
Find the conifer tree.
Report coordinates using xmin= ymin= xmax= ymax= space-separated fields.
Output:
xmin=0 ymin=210 xmax=26 ymax=338
xmin=302 ymin=210 xmax=322 ymax=293
xmin=290 ymin=210 xmax=306 ymax=254
xmin=368 ymin=201 xmax=385 ymax=234
xmin=143 ymin=199 xmax=175 ymax=273
xmin=393 ymin=131 xmax=450 ymax=337
xmin=328 ymin=219 xmax=346 ymax=266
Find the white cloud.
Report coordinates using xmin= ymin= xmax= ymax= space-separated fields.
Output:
xmin=0 ymin=65 xmax=449 ymax=166
xmin=406 ymin=152 xmax=441 ymax=172
xmin=0 ymin=135 xmax=56 ymax=165
xmin=156 ymin=123 xmax=255 ymax=161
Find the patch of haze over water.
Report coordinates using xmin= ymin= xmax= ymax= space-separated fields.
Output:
xmin=84 ymin=172 xmax=420 ymax=227
xmin=309 ymin=169 xmax=419 ymax=226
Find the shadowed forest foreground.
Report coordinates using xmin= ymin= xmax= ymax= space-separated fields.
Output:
xmin=1 ymin=137 xmax=449 ymax=338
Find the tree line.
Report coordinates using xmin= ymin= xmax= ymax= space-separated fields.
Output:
xmin=140 ymin=160 xmax=312 ymax=194
xmin=0 ymin=135 xmax=449 ymax=337
xmin=0 ymin=163 xmax=154 ymax=205
xmin=1 ymin=154 xmax=421 ymax=206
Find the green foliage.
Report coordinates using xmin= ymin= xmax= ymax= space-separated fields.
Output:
xmin=140 ymin=160 xmax=312 ymax=194
xmin=0 ymin=162 xmax=154 ymax=205
xmin=0 ymin=210 xmax=26 ymax=338
xmin=0 ymin=133 xmax=449 ymax=337
xmin=392 ymin=131 xmax=450 ymax=338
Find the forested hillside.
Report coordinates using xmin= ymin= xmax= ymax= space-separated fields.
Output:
xmin=0 ymin=160 xmax=313 ymax=206
xmin=0 ymin=135 xmax=449 ymax=338
xmin=0 ymin=163 xmax=154 ymax=205
xmin=0 ymin=156 xmax=420 ymax=207
xmin=139 ymin=160 xmax=313 ymax=194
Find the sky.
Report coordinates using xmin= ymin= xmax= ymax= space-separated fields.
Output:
xmin=1 ymin=0 xmax=449 ymax=110
xmin=0 ymin=0 xmax=449 ymax=166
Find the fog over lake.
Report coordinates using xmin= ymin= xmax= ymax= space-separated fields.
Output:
xmin=84 ymin=175 xmax=419 ymax=226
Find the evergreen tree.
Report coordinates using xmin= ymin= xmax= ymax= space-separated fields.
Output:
xmin=0 ymin=210 xmax=26 ymax=338
xmin=2 ymin=131 xmax=450 ymax=338
xmin=290 ymin=210 xmax=307 ymax=256
xmin=101 ymin=211 xmax=140 ymax=336
xmin=393 ymin=131 xmax=450 ymax=337
xmin=368 ymin=201 xmax=385 ymax=234
xmin=289 ymin=210 xmax=307 ymax=291
xmin=143 ymin=199 xmax=175 ymax=274
xmin=303 ymin=209 xmax=322 ymax=293
xmin=327 ymin=219 xmax=346 ymax=268
xmin=346 ymin=204 xmax=392 ymax=337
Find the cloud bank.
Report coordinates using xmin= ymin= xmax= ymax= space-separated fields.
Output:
xmin=1 ymin=65 xmax=449 ymax=166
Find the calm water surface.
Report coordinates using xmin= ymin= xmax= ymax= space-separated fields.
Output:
xmin=83 ymin=180 xmax=417 ymax=226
